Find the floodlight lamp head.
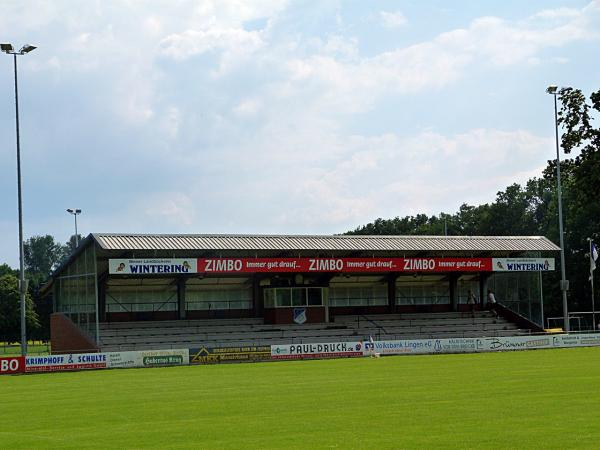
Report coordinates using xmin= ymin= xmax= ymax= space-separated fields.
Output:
xmin=75 ymin=209 xmax=82 ymax=214
xmin=67 ymin=208 xmax=73 ymax=214
xmin=0 ymin=43 xmax=14 ymax=53
xmin=546 ymin=85 xmax=558 ymax=94
xmin=19 ymin=44 xmax=36 ymax=54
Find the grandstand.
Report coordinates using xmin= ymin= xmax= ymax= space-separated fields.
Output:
xmin=98 ymin=311 xmax=526 ymax=352
xmin=43 ymin=233 xmax=558 ymax=354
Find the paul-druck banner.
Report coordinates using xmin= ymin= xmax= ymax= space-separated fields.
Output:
xmin=109 ymin=257 xmax=555 ymax=275
xmin=271 ymin=341 xmax=364 ymax=360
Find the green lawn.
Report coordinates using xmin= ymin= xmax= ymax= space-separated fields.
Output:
xmin=2 ymin=347 xmax=600 ymax=449
xmin=0 ymin=341 xmax=50 ymax=355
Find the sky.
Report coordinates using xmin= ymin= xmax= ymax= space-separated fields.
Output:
xmin=0 ymin=0 xmax=599 ymax=268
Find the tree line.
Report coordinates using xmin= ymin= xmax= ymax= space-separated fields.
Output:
xmin=0 ymin=235 xmax=79 ymax=342
xmin=347 ymin=88 xmax=600 ymax=319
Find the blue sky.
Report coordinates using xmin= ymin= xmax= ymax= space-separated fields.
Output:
xmin=1 ymin=0 xmax=599 ymax=267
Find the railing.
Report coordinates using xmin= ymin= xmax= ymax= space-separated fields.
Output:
xmin=106 ymin=301 xmax=177 ymax=313
xmin=0 ymin=341 xmax=51 ymax=355
xmin=329 ymin=297 xmax=388 ymax=307
xmin=185 ymin=300 xmax=252 ymax=310
xmin=547 ymin=312 xmax=600 ymax=331
xmin=356 ymin=314 xmax=387 ymax=340
xmin=498 ymin=299 xmax=542 ymax=327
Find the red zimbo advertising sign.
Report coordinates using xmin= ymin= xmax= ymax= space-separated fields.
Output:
xmin=110 ymin=257 xmax=555 ymax=275
xmin=198 ymin=257 xmax=492 ymax=273
xmin=0 ymin=356 xmax=25 ymax=375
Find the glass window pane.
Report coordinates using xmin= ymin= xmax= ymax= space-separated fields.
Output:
xmin=308 ymin=288 xmax=322 ymax=306
xmin=276 ymin=289 xmax=291 ymax=307
xmin=292 ymin=288 xmax=305 ymax=306
xmin=264 ymin=289 xmax=275 ymax=308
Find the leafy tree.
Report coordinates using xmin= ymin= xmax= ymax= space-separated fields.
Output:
xmin=24 ymin=235 xmax=66 ymax=276
xmin=0 ymin=274 xmax=40 ymax=343
xmin=0 ymin=264 xmax=17 ymax=278
xmin=346 ymin=87 xmax=600 ymax=320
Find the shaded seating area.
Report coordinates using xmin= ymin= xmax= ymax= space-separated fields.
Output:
xmin=99 ymin=311 xmax=530 ymax=352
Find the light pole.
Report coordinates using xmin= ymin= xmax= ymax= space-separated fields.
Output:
xmin=547 ymin=85 xmax=570 ymax=332
xmin=66 ymin=208 xmax=82 ymax=248
xmin=1 ymin=43 xmax=37 ymax=355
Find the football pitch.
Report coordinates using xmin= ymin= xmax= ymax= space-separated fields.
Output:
xmin=2 ymin=348 xmax=600 ymax=449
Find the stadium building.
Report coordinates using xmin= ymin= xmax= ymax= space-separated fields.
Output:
xmin=44 ymin=233 xmax=560 ymax=354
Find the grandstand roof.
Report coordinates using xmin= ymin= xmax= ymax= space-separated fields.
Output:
xmin=91 ymin=233 xmax=560 ymax=253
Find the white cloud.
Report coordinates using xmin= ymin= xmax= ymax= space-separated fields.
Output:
xmin=233 ymin=99 xmax=262 ymax=117
xmin=380 ymin=11 xmax=407 ymax=28
xmin=160 ymin=27 xmax=264 ymax=61
xmin=142 ymin=192 xmax=196 ymax=227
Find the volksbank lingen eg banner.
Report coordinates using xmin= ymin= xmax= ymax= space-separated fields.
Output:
xmin=367 ymin=334 xmax=600 ymax=356
xmin=271 ymin=341 xmax=364 ymax=359
xmin=109 ymin=257 xmax=555 ymax=274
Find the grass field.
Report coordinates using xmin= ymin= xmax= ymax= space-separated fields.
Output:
xmin=0 ymin=341 xmax=50 ymax=356
xmin=2 ymin=347 xmax=600 ymax=449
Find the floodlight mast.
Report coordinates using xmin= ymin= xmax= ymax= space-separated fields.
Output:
xmin=547 ymin=85 xmax=570 ymax=332
xmin=67 ymin=208 xmax=82 ymax=248
xmin=1 ymin=42 xmax=37 ymax=355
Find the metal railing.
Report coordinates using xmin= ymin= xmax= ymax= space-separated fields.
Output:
xmin=547 ymin=312 xmax=600 ymax=331
xmin=185 ymin=300 xmax=252 ymax=310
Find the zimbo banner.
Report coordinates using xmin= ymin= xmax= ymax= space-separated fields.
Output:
xmin=110 ymin=257 xmax=555 ymax=274
xmin=0 ymin=356 xmax=25 ymax=375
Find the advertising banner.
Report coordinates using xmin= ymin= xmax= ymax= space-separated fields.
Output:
xmin=198 ymin=257 xmax=492 ymax=274
xmin=139 ymin=349 xmax=189 ymax=367
xmin=189 ymin=346 xmax=271 ymax=364
xmin=492 ymin=258 xmax=555 ymax=272
xmin=110 ymin=257 xmax=556 ymax=275
xmin=109 ymin=259 xmax=197 ymax=275
xmin=0 ymin=356 xmax=25 ymax=375
xmin=368 ymin=333 xmax=600 ymax=357
xmin=25 ymin=353 xmax=108 ymax=373
xmin=107 ymin=349 xmax=189 ymax=368
xmin=106 ymin=351 xmax=141 ymax=369
xmin=271 ymin=341 xmax=364 ymax=360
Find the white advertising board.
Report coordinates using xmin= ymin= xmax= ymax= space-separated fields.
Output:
xmin=109 ymin=259 xmax=197 ymax=275
xmin=107 ymin=349 xmax=190 ymax=368
xmin=25 ymin=353 xmax=108 ymax=372
xmin=24 ymin=349 xmax=190 ymax=373
xmin=368 ymin=333 xmax=600 ymax=357
xmin=492 ymin=258 xmax=555 ymax=272
xmin=271 ymin=342 xmax=364 ymax=360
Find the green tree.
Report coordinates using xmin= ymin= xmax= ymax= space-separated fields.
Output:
xmin=24 ymin=235 xmax=66 ymax=276
xmin=0 ymin=274 xmax=40 ymax=343
xmin=0 ymin=264 xmax=17 ymax=278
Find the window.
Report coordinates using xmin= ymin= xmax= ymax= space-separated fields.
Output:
xmin=264 ymin=287 xmax=323 ymax=307
xmin=329 ymin=284 xmax=388 ymax=307
xmin=396 ymin=276 xmax=450 ymax=305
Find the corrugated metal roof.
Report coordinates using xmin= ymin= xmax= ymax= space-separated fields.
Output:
xmin=92 ymin=233 xmax=560 ymax=252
